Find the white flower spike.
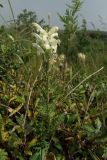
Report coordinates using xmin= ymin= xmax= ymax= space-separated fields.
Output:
xmin=32 ymin=22 xmax=46 ymax=34
xmin=32 ymin=22 xmax=60 ymax=55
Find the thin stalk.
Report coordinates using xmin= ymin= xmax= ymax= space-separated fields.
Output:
xmin=65 ymin=67 xmax=104 ymax=98
xmin=43 ymin=52 xmax=50 ymax=116
xmin=45 ymin=60 xmax=49 ymax=114
xmin=7 ymin=0 xmax=15 ymax=23
xmin=0 ymin=13 xmax=7 ymax=24
xmin=23 ymin=63 xmax=42 ymax=143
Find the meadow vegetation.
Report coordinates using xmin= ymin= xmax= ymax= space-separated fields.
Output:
xmin=0 ymin=0 xmax=107 ymax=159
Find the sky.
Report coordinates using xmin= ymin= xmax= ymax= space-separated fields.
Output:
xmin=0 ymin=0 xmax=107 ymax=31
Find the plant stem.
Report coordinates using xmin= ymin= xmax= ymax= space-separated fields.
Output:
xmin=65 ymin=66 xmax=104 ymax=98
xmin=7 ymin=0 xmax=15 ymax=23
xmin=23 ymin=63 xmax=42 ymax=143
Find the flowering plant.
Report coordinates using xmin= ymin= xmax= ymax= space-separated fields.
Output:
xmin=32 ymin=22 xmax=60 ymax=55
xmin=78 ymin=52 xmax=86 ymax=63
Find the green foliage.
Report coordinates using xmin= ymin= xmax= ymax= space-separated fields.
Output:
xmin=16 ymin=9 xmax=45 ymax=37
xmin=58 ymin=0 xmax=83 ymax=60
xmin=17 ymin=9 xmax=37 ymax=26
xmin=0 ymin=149 xmax=8 ymax=160
xmin=1 ymin=2 xmax=107 ymax=160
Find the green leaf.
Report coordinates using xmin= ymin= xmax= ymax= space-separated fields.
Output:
xmin=88 ymin=149 xmax=100 ymax=160
xmin=83 ymin=124 xmax=95 ymax=134
xmin=30 ymin=151 xmax=41 ymax=160
xmin=0 ymin=149 xmax=8 ymax=160
xmin=0 ymin=114 xmax=4 ymax=140
xmin=15 ymin=96 xmax=25 ymax=103
xmin=95 ymin=118 xmax=102 ymax=132
xmin=8 ymin=133 xmax=22 ymax=147
xmin=28 ymin=138 xmax=37 ymax=148
xmin=1 ymin=45 xmax=7 ymax=53
xmin=102 ymin=147 xmax=107 ymax=159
